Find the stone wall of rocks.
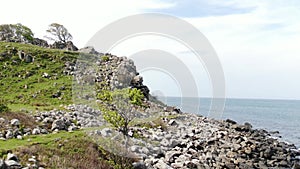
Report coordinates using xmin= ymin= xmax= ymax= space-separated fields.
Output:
xmin=0 ymin=104 xmax=105 ymax=141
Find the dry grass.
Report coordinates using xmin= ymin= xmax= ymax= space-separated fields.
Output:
xmin=0 ymin=111 xmax=37 ymax=128
xmin=15 ymin=136 xmax=135 ymax=169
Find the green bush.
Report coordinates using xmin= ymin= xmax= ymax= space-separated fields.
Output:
xmin=0 ymin=103 xmax=9 ymax=112
xmin=129 ymin=88 xmax=144 ymax=107
xmin=101 ymin=55 xmax=109 ymax=62
xmin=97 ymin=90 xmax=113 ymax=102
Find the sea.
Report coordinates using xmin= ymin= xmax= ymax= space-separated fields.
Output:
xmin=157 ymin=97 xmax=300 ymax=148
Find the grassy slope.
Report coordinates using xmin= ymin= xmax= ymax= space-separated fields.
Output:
xmin=0 ymin=131 xmax=133 ymax=169
xmin=0 ymin=42 xmax=135 ymax=168
xmin=0 ymin=42 xmax=77 ymax=112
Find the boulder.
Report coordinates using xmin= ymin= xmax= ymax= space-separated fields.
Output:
xmin=4 ymin=160 xmax=21 ymax=168
xmin=79 ymin=46 xmax=99 ymax=55
xmin=32 ymin=38 xmax=49 ymax=47
xmin=113 ymin=60 xmax=137 ymax=89
xmin=293 ymin=163 xmax=300 ymax=169
xmin=225 ymin=119 xmax=237 ymax=125
xmin=18 ymin=50 xmax=25 ymax=60
xmin=6 ymin=153 xmax=19 ymax=162
xmin=153 ymin=159 xmax=171 ymax=169
xmin=10 ymin=119 xmax=20 ymax=126
xmin=32 ymin=128 xmax=41 ymax=135
xmin=24 ymin=54 xmax=33 ymax=63
xmin=50 ymin=41 xmax=78 ymax=51
xmin=51 ymin=119 xmax=66 ymax=131
xmin=131 ymin=75 xmax=143 ymax=86
xmin=132 ymin=162 xmax=147 ymax=169
xmin=101 ymin=128 xmax=112 ymax=137
xmin=0 ymin=159 xmax=7 ymax=169
xmin=5 ymin=130 xmax=13 ymax=139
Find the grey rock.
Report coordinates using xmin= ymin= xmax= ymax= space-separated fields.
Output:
xmin=0 ymin=118 xmax=5 ymax=123
xmin=130 ymin=145 xmax=139 ymax=153
xmin=6 ymin=153 xmax=19 ymax=162
xmin=32 ymin=38 xmax=49 ymax=47
xmin=51 ymin=119 xmax=66 ymax=131
xmin=133 ymin=162 xmax=147 ymax=169
xmin=10 ymin=119 xmax=20 ymax=126
xmin=165 ymin=150 xmax=181 ymax=163
xmin=0 ymin=159 xmax=7 ymax=169
xmin=153 ymin=159 xmax=171 ymax=169
xmin=293 ymin=163 xmax=300 ymax=169
xmin=79 ymin=46 xmax=99 ymax=55
xmin=168 ymin=120 xmax=177 ymax=126
xmin=40 ymin=129 xmax=48 ymax=134
xmin=24 ymin=54 xmax=33 ymax=63
xmin=4 ymin=160 xmax=21 ymax=168
xmin=101 ymin=128 xmax=112 ymax=137
xmin=50 ymin=41 xmax=78 ymax=51
xmin=32 ymin=128 xmax=41 ymax=135
xmin=5 ymin=130 xmax=13 ymax=139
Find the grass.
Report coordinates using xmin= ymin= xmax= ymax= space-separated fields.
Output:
xmin=0 ymin=130 xmax=135 ymax=169
xmin=0 ymin=111 xmax=37 ymax=128
xmin=0 ymin=42 xmax=78 ymax=111
xmin=0 ymin=42 xmax=142 ymax=168
xmin=0 ymin=131 xmax=84 ymax=154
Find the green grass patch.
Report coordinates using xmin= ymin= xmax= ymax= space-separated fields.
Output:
xmin=0 ymin=131 xmax=84 ymax=154
xmin=0 ymin=42 xmax=78 ymax=111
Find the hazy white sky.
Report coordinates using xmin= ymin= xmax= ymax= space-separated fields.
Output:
xmin=1 ymin=0 xmax=300 ymax=100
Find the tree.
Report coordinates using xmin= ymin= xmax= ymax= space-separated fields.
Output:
xmin=15 ymin=23 xmax=34 ymax=42
xmin=45 ymin=23 xmax=72 ymax=43
xmin=0 ymin=23 xmax=34 ymax=43
xmin=101 ymin=88 xmax=145 ymax=137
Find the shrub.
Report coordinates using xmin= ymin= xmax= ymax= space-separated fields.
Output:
xmin=97 ymin=90 xmax=113 ymax=102
xmin=0 ymin=103 xmax=9 ymax=112
xmin=129 ymin=88 xmax=144 ymax=107
xmin=101 ymin=55 xmax=109 ymax=62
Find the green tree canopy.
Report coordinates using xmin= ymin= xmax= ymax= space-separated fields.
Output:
xmin=0 ymin=23 xmax=34 ymax=43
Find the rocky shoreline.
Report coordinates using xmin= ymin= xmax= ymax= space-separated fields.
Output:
xmin=1 ymin=104 xmax=300 ymax=169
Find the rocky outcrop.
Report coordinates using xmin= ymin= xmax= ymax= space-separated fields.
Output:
xmin=72 ymin=51 xmax=150 ymax=99
xmin=78 ymin=46 xmax=100 ymax=55
xmin=32 ymin=38 xmax=49 ymax=48
xmin=131 ymin=75 xmax=150 ymax=99
xmin=50 ymin=41 xmax=78 ymax=51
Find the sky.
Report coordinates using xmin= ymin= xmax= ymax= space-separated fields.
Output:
xmin=1 ymin=0 xmax=300 ymax=100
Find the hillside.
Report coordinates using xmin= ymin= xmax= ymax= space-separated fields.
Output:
xmin=0 ymin=42 xmax=300 ymax=169
xmin=0 ymin=42 xmax=76 ymax=111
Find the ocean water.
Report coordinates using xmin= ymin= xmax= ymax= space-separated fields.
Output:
xmin=158 ymin=97 xmax=300 ymax=148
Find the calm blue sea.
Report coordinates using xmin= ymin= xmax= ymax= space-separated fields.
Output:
xmin=158 ymin=97 xmax=300 ymax=148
